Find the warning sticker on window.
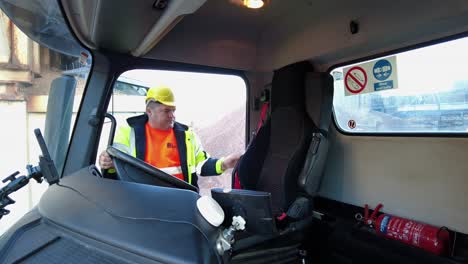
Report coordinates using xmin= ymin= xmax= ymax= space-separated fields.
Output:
xmin=343 ymin=56 xmax=398 ymax=96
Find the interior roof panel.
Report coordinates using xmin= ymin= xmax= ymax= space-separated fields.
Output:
xmin=61 ymin=0 xmax=468 ymax=71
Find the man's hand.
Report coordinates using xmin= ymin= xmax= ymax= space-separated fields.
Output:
xmin=221 ymin=153 xmax=242 ymax=171
xmin=99 ymin=150 xmax=114 ymax=169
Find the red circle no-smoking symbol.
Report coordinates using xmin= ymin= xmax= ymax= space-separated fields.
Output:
xmin=345 ymin=66 xmax=367 ymax=94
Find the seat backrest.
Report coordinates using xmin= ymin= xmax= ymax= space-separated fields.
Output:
xmin=235 ymin=62 xmax=333 ymax=215
xmin=255 ymin=105 xmax=313 ymax=215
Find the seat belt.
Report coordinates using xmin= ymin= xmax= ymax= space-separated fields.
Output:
xmin=255 ymin=88 xmax=270 ymax=133
xmin=233 ymin=89 xmax=270 ymax=189
xmin=256 ymin=101 xmax=270 ymax=132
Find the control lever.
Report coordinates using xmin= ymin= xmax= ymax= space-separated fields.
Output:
xmin=0 ymin=128 xmax=60 ymax=220
xmin=216 ymin=216 xmax=246 ymax=254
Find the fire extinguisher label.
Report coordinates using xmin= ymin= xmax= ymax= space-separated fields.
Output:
xmin=380 ymin=215 xmax=392 ymax=234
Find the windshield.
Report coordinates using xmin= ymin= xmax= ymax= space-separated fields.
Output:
xmin=0 ymin=0 xmax=91 ymax=234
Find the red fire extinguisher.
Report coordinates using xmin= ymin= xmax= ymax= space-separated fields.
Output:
xmin=357 ymin=203 xmax=450 ymax=255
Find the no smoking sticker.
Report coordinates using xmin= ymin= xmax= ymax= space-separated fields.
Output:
xmin=348 ymin=120 xmax=356 ymax=129
xmin=345 ymin=66 xmax=367 ymax=94
xmin=343 ymin=55 xmax=398 ymax=96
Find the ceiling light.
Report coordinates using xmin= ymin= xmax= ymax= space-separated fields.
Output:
xmin=243 ymin=0 xmax=264 ymax=9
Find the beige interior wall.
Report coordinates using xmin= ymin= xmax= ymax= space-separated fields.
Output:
xmin=320 ymin=125 xmax=468 ymax=233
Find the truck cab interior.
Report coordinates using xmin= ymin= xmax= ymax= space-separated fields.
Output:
xmin=1 ymin=0 xmax=468 ymax=263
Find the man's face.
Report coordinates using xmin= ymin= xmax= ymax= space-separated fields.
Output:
xmin=147 ymin=103 xmax=176 ymax=130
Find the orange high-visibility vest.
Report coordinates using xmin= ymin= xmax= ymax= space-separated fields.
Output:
xmin=144 ymin=123 xmax=183 ymax=180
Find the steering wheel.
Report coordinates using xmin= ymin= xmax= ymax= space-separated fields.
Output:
xmin=106 ymin=146 xmax=198 ymax=192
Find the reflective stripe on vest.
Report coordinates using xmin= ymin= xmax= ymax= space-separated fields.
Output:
xmin=113 ymin=142 xmax=132 ymax=155
xmin=196 ymin=159 xmax=207 ymax=176
xmin=159 ymin=165 xmax=184 ymax=180
xmin=159 ymin=165 xmax=182 ymax=175
xmin=129 ymin=127 xmax=136 ymax=156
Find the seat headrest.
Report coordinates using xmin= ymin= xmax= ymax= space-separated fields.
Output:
xmin=270 ymin=61 xmax=313 ymax=111
xmin=305 ymin=73 xmax=334 ymax=133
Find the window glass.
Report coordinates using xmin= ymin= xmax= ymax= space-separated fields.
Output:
xmin=97 ymin=70 xmax=246 ymax=195
xmin=332 ymin=37 xmax=468 ymax=133
xmin=0 ymin=9 xmax=91 ymax=234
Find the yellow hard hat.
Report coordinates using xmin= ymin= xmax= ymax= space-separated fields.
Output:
xmin=145 ymin=86 xmax=175 ymax=106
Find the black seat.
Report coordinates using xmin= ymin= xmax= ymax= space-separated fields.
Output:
xmin=234 ymin=61 xmax=334 ymax=217
xmin=215 ymin=62 xmax=334 ymax=261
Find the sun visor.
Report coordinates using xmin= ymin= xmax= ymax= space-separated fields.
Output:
xmin=0 ymin=0 xmax=84 ymax=57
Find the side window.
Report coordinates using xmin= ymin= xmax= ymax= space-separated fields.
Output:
xmin=97 ymin=70 xmax=246 ymax=195
xmin=332 ymin=37 xmax=468 ymax=134
xmin=0 ymin=10 xmax=91 ymax=234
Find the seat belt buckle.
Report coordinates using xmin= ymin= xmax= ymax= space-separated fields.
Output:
xmin=311 ymin=133 xmax=321 ymax=154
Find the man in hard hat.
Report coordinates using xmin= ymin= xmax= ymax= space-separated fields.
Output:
xmin=99 ymin=86 xmax=241 ymax=187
